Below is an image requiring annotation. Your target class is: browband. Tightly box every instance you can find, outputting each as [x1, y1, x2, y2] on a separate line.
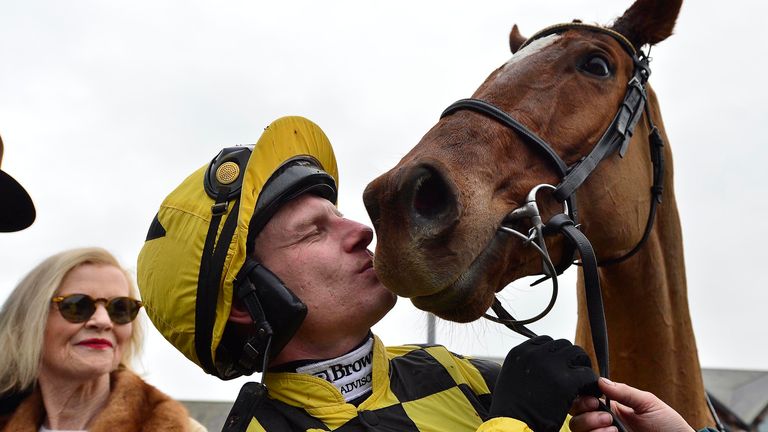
[519, 22, 637, 56]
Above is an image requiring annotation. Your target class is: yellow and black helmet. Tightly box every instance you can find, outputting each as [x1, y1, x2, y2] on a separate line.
[137, 116, 338, 379]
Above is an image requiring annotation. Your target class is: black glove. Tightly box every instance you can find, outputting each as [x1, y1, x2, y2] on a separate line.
[489, 335, 599, 432]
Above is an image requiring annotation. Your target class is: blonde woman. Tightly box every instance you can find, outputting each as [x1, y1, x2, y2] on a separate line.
[0, 247, 205, 432]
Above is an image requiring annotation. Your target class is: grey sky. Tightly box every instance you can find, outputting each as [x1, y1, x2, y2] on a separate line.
[1, 0, 765, 401]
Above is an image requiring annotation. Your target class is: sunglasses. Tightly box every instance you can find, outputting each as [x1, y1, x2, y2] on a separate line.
[51, 294, 142, 325]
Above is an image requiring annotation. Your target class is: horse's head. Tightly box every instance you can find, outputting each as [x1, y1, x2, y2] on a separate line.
[363, 0, 683, 322]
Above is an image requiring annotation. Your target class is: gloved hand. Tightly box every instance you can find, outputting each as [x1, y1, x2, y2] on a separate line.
[489, 335, 600, 432]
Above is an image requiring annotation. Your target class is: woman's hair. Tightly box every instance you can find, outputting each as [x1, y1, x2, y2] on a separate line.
[0, 247, 144, 395]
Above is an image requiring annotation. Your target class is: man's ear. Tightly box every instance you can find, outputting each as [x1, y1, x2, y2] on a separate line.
[228, 299, 254, 324]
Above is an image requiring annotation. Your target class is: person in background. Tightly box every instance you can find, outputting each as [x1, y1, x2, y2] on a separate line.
[0, 133, 36, 232]
[569, 378, 719, 432]
[0, 247, 206, 432]
[137, 116, 597, 431]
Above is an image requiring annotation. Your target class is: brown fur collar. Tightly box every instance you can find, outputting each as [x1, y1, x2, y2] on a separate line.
[1, 369, 191, 432]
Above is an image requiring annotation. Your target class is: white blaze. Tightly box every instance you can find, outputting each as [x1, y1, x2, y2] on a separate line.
[502, 34, 561, 70]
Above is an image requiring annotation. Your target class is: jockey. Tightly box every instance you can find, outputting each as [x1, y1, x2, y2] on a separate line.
[137, 116, 594, 431]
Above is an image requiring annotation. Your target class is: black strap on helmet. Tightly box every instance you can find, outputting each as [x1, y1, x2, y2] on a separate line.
[195, 188, 241, 378]
[195, 145, 253, 378]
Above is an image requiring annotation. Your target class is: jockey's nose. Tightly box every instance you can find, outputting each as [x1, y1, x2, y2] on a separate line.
[364, 163, 460, 240]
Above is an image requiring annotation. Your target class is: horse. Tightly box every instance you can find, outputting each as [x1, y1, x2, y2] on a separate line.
[363, 0, 714, 428]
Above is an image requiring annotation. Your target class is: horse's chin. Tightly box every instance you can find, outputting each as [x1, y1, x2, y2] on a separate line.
[409, 228, 516, 323]
[410, 283, 493, 323]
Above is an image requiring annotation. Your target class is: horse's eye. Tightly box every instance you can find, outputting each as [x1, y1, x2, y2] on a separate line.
[580, 55, 611, 77]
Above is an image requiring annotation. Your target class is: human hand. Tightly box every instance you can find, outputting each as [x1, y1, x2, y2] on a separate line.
[569, 378, 695, 432]
[489, 335, 599, 432]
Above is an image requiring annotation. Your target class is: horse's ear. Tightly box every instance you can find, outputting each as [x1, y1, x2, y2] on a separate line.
[610, 0, 683, 48]
[509, 25, 527, 54]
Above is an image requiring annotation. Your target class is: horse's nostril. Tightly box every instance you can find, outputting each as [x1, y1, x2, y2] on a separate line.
[365, 164, 459, 240]
[407, 165, 458, 231]
[413, 171, 450, 220]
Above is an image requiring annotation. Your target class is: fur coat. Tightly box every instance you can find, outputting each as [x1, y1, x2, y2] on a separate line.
[0, 368, 205, 432]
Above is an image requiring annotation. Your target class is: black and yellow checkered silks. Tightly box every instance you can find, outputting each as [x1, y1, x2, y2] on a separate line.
[241, 337, 563, 432]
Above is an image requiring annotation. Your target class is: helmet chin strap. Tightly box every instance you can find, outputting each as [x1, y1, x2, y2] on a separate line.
[235, 271, 275, 381]
[219, 273, 276, 432]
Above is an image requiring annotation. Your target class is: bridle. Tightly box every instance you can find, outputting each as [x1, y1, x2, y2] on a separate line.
[439, 23, 725, 432]
[443, 23, 665, 275]
[440, 22, 664, 337]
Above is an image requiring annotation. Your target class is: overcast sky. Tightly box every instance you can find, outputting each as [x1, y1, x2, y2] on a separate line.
[1, 0, 766, 401]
